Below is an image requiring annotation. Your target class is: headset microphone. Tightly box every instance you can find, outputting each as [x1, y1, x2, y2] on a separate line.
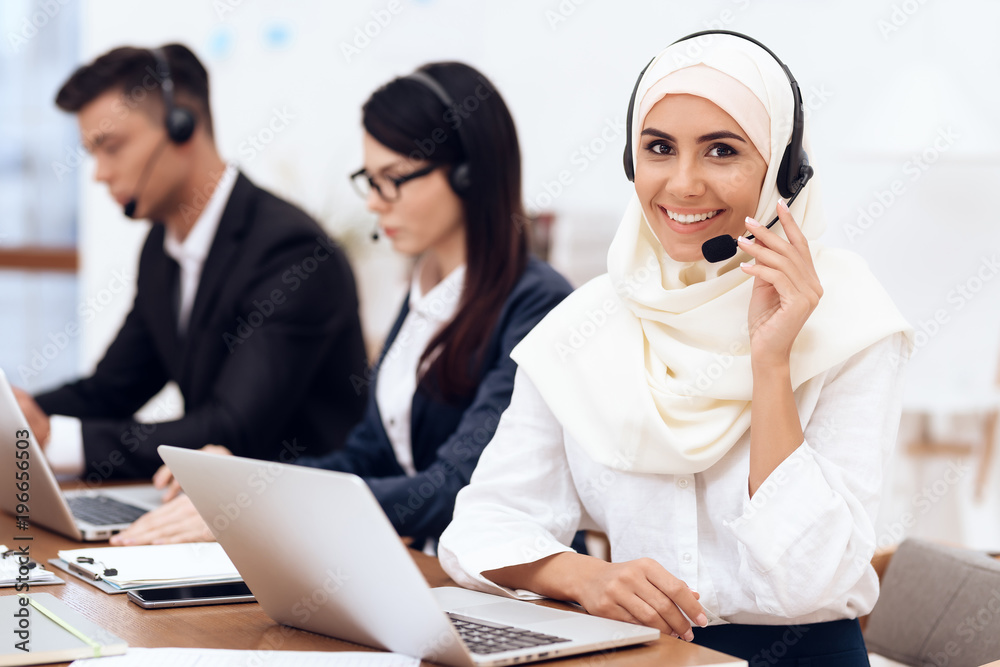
[700, 164, 811, 263]
[124, 47, 197, 220]
[123, 136, 170, 219]
[371, 222, 380, 242]
[701, 234, 740, 264]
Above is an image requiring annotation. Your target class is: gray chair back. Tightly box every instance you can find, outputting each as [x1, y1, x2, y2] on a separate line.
[865, 539, 1000, 666]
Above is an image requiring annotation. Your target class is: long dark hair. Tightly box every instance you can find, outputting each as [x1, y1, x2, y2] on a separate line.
[362, 62, 528, 402]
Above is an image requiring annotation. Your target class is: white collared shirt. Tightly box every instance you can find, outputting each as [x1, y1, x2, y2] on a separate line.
[439, 333, 910, 625]
[375, 260, 466, 477]
[46, 165, 239, 476]
[162, 164, 238, 335]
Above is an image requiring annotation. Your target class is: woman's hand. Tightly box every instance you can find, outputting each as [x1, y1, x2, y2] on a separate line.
[485, 553, 706, 641]
[737, 200, 823, 368]
[574, 557, 707, 641]
[109, 494, 214, 545]
[154, 444, 233, 501]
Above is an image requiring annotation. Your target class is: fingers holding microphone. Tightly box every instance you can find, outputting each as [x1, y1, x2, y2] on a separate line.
[736, 200, 823, 363]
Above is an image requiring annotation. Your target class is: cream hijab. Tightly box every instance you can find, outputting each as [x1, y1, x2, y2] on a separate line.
[511, 34, 912, 475]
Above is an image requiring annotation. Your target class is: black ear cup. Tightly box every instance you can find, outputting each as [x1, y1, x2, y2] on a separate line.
[449, 162, 472, 194]
[152, 47, 196, 145]
[165, 106, 196, 144]
[405, 70, 472, 197]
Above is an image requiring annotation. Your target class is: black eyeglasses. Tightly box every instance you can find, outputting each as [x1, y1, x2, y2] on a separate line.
[350, 164, 439, 203]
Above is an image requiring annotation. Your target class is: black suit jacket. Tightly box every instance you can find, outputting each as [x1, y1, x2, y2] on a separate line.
[36, 173, 368, 480]
[297, 257, 573, 542]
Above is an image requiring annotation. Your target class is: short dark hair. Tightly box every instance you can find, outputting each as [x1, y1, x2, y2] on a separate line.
[55, 43, 213, 138]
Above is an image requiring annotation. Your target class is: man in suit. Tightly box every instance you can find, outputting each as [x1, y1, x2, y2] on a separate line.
[14, 44, 368, 481]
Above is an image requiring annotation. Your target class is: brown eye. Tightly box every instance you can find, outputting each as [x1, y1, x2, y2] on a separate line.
[646, 141, 673, 156]
[708, 143, 737, 158]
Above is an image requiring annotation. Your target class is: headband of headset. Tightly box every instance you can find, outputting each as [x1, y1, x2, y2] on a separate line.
[152, 47, 196, 145]
[622, 30, 812, 199]
[404, 69, 472, 195]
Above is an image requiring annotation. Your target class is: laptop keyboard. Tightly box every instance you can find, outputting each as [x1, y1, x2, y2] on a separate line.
[67, 495, 148, 526]
[447, 613, 571, 656]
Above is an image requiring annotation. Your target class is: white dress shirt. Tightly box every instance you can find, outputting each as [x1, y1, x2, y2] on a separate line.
[162, 164, 238, 335]
[439, 332, 909, 626]
[375, 261, 466, 477]
[46, 165, 239, 476]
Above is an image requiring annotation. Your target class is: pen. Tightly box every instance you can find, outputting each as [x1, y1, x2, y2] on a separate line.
[69, 557, 118, 580]
[68, 561, 103, 581]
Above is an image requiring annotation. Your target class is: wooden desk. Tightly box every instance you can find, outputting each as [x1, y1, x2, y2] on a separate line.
[2, 522, 740, 666]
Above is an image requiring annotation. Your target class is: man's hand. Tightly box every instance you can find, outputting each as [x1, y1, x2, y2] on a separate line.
[13, 387, 50, 448]
[154, 444, 233, 501]
[110, 495, 214, 545]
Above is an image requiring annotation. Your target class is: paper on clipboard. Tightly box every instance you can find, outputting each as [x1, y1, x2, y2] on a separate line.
[0, 544, 63, 587]
[55, 543, 241, 590]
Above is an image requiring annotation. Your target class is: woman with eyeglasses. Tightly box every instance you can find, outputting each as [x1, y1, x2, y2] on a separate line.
[111, 62, 573, 550]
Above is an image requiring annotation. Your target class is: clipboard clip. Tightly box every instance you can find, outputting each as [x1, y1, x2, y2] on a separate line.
[2, 548, 37, 569]
[70, 557, 118, 580]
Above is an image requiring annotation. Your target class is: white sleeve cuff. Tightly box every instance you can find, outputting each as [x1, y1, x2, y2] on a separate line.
[439, 535, 576, 601]
[46, 415, 86, 477]
[724, 441, 841, 572]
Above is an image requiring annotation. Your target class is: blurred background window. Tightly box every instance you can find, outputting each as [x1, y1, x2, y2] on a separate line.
[0, 0, 80, 392]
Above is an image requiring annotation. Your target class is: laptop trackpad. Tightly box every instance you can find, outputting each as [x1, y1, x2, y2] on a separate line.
[99, 485, 162, 509]
[452, 600, 576, 626]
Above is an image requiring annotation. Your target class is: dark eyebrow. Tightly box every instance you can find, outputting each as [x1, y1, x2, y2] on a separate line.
[697, 130, 747, 144]
[86, 134, 105, 150]
[84, 132, 112, 152]
[640, 128, 747, 144]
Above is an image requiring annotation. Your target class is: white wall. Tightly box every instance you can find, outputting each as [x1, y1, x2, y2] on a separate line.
[72, 0, 1000, 386]
[71, 1, 998, 391]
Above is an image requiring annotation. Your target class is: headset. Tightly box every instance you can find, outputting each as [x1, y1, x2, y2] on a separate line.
[122, 48, 198, 218]
[151, 47, 197, 145]
[622, 30, 813, 199]
[404, 70, 473, 196]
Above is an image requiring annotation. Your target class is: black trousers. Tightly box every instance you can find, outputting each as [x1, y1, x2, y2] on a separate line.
[692, 618, 869, 667]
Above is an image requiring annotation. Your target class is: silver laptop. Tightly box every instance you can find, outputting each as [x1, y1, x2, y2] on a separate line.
[0, 369, 162, 541]
[160, 445, 660, 666]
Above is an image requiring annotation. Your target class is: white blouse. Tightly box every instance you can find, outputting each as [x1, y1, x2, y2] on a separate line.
[438, 332, 909, 626]
[375, 261, 465, 477]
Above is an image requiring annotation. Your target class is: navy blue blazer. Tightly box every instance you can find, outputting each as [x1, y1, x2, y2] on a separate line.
[297, 257, 572, 541]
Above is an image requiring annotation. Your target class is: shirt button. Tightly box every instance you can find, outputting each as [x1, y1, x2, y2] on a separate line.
[682, 552, 693, 564]
[677, 477, 689, 489]
[389, 418, 396, 426]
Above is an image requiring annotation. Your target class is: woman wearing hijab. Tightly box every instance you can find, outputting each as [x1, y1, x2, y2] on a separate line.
[112, 62, 574, 550]
[438, 33, 912, 662]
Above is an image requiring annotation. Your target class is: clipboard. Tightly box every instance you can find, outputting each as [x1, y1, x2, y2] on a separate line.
[0, 545, 64, 588]
[50, 543, 242, 594]
[47, 558, 124, 594]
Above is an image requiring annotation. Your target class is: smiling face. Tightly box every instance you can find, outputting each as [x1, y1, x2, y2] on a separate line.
[634, 94, 768, 263]
[361, 131, 466, 260]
